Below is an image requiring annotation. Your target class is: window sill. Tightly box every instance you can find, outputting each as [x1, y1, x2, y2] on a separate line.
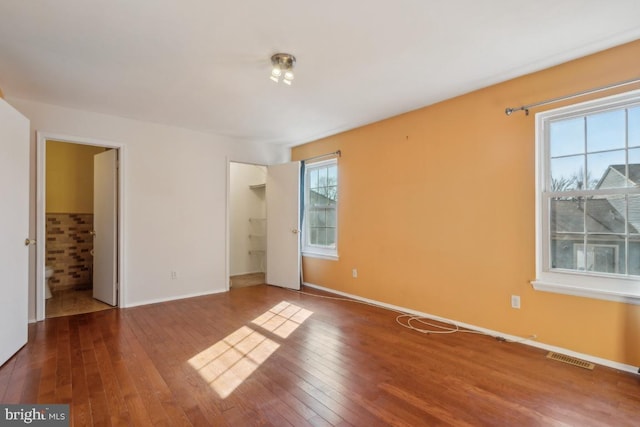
[302, 251, 339, 261]
[531, 278, 640, 305]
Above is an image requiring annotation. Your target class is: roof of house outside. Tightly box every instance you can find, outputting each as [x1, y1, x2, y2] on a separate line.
[551, 164, 640, 236]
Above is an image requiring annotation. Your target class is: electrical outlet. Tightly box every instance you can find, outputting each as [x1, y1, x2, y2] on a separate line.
[352, 268, 358, 278]
[511, 295, 521, 309]
[171, 271, 178, 280]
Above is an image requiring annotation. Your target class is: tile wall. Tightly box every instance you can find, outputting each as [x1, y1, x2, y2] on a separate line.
[46, 213, 94, 291]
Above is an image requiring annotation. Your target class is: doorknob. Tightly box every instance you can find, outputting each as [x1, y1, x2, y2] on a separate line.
[90, 230, 96, 237]
[24, 238, 36, 246]
[291, 229, 300, 234]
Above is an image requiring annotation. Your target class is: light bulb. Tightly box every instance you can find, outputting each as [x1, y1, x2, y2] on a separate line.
[271, 67, 282, 77]
[270, 75, 279, 83]
[284, 70, 294, 81]
[283, 78, 292, 85]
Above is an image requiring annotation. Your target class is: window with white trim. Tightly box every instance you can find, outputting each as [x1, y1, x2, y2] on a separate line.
[302, 159, 338, 260]
[534, 90, 640, 304]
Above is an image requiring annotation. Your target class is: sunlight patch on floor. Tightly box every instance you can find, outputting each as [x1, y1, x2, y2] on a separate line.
[188, 301, 312, 398]
[251, 301, 313, 338]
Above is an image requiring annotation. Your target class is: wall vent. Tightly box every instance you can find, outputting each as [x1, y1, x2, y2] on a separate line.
[546, 352, 595, 370]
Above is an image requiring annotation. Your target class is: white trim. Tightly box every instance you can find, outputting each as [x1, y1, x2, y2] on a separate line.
[302, 158, 338, 258]
[303, 282, 639, 374]
[230, 270, 267, 276]
[225, 157, 231, 292]
[532, 279, 640, 305]
[123, 288, 226, 308]
[534, 89, 640, 304]
[225, 158, 269, 292]
[36, 132, 126, 320]
[301, 251, 339, 261]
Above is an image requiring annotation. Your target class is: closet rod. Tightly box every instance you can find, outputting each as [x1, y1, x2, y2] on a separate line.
[504, 76, 640, 116]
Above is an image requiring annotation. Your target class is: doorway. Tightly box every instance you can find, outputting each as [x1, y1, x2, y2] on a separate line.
[227, 160, 302, 291]
[228, 162, 267, 288]
[36, 133, 124, 321]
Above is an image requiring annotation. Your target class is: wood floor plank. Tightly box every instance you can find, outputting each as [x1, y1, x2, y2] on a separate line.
[1, 284, 639, 426]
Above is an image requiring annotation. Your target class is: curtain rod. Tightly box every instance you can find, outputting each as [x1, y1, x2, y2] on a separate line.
[504, 76, 640, 116]
[301, 150, 341, 162]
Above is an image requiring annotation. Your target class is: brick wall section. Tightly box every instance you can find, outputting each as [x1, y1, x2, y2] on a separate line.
[46, 213, 93, 291]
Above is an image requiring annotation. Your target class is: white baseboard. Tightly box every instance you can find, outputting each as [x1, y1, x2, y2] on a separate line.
[303, 282, 639, 375]
[230, 271, 265, 277]
[123, 288, 227, 308]
[29, 288, 228, 322]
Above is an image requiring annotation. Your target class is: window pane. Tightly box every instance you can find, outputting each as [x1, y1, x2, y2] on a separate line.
[318, 167, 328, 187]
[550, 155, 584, 191]
[309, 190, 320, 205]
[628, 106, 640, 148]
[326, 207, 336, 227]
[630, 148, 640, 162]
[629, 194, 640, 233]
[311, 209, 326, 227]
[550, 197, 584, 233]
[587, 109, 625, 152]
[316, 228, 326, 246]
[328, 165, 337, 185]
[310, 228, 318, 244]
[629, 234, 640, 276]
[326, 185, 337, 202]
[586, 150, 625, 189]
[326, 228, 336, 246]
[309, 169, 318, 189]
[583, 237, 623, 274]
[585, 196, 625, 233]
[550, 234, 584, 270]
[629, 149, 640, 185]
[550, 117, 584, 157]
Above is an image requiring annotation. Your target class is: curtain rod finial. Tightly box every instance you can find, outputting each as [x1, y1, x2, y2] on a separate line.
[505, 108, 514, 116]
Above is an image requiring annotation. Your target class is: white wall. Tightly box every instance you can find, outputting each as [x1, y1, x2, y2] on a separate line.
[9, 97, 288, 321]
[229, 163, 267, 276]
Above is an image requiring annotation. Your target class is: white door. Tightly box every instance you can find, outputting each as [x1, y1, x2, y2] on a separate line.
[0, 99, 30, 366]
[93, 149, 118, 305]
[266, 162, 301, 290]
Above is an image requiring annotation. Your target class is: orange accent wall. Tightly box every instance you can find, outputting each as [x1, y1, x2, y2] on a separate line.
[292, 39, 640, 367]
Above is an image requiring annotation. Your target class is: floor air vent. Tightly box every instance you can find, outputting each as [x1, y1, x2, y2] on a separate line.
[546, 352, 595, 370]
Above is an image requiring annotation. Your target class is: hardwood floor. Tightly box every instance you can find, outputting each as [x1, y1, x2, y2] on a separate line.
[230, 273, 265, 289]
[1, 284, 638, 426]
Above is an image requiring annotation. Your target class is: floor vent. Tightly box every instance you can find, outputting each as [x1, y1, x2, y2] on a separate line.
[546, 352, 595, 370]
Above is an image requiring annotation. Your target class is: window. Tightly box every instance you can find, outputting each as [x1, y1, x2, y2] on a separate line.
[302, 159, 338, 259]
[534, 89, 640, 304]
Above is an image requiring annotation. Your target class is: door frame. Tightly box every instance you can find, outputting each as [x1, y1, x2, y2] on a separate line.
[225, 158, 268, 291]
[35, 132, 126, 321]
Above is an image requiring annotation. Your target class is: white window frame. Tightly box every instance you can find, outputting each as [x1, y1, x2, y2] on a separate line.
[533, 89, 640, 305]
[302, 158, 338, 260]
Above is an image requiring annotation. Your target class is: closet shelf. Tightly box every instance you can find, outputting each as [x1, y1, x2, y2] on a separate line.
[249, 234, 265, 238]
[249, 217, 266, 222]
[248, 250, 265, 254]
[249, 183, 266, 190]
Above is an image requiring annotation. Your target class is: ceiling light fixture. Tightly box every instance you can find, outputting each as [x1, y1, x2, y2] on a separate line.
[270, 53, 296, 86]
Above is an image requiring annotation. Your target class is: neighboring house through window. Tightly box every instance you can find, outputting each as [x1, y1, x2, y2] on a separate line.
[534, 89, 640, 303]
[302, 158, 338, 259]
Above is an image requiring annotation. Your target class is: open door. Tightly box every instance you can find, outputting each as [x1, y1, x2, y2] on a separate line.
[0, 99, 30, 366]
[266, 162, 301, 290]
[93, 149, 118, 306]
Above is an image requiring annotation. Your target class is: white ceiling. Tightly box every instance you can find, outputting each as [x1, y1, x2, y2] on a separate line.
[1, 1, 639, 146]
